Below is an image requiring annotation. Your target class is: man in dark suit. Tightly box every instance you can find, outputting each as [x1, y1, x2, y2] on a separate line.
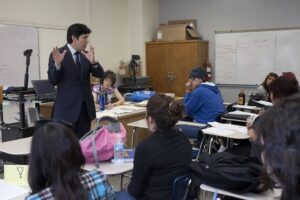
[48, 23, 104, 138]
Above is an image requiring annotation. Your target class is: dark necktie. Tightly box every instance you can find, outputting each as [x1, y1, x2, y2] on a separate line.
[75, 51, 81, 70]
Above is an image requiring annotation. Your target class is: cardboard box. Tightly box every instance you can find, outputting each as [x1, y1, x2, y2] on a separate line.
[156, 23, 201, 41]
[168, 19, 197, 30]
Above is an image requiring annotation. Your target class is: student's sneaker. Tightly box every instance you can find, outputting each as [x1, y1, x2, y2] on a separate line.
[217, 144, 226, 153]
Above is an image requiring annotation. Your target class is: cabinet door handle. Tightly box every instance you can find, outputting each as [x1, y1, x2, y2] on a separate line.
[169, 72, 175, 81]
[166, 72, 171, 80]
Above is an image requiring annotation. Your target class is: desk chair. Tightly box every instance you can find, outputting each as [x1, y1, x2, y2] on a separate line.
[172, 174, 192, 200]
[177, 125, 205, 160]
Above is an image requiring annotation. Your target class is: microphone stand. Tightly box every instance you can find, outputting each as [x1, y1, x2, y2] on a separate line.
[23, 49, 32, 90]
[19, 49, 32, 128]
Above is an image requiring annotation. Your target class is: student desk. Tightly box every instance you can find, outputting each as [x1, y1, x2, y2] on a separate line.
[201, 122, 249, 154]
[94, 104, 148, 148]
[33, 101, 54, 119]
[0, 179, 29, 200]
[221, 110, 258, 124]
[0, 136, 133, 193]
[127, 119, 207, 148]
[0, 162, 134, 200]
[0, 136, 31, 155]
[39, 103, 148, 148]
[200, 184, 281, 200]
[84, 162, 133, 190]
[233, 104, 261, 113]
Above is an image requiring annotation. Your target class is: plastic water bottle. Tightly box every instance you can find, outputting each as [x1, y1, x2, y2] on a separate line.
[114, 134, 124, 163]
[99, 94, 105, 111]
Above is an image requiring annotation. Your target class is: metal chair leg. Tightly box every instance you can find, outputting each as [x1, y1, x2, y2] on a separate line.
[208, 137, 214, 154]
[196, 135, 206, 160]
[130, 127, 137, 148]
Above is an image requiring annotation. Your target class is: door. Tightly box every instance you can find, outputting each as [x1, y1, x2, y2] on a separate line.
[168, 42, 200, 96]
[146, 43, 170, 93]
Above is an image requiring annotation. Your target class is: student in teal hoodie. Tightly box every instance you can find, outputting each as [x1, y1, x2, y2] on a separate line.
[184, 67, 225, 124]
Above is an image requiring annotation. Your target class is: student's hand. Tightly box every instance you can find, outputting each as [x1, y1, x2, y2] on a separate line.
[246, 116, 257, 142]
[257, 108, 265, 116]
[185, 81, 192, 92]
[83, 45, 97, 64]
[105, 103, 114, 110]
[95, 104, 99, 111]
[247, 128, 257, 142]
[52, 47, 66, 66]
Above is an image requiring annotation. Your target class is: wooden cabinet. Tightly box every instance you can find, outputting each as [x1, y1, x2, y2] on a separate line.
[146, 40, 208, 96]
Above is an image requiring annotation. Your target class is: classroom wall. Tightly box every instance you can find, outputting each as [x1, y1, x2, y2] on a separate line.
[0, 0, 159, 123]
[128, 0, 159, 75]
[159, 0, 300, 102]
[0, 0, 159, 80]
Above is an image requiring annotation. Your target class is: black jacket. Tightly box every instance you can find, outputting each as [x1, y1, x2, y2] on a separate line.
[128, 128, 192, 200]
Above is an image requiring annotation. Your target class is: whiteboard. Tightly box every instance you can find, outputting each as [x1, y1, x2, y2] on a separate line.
[0, 24, 39, 88]
[215, 29, 300, 85]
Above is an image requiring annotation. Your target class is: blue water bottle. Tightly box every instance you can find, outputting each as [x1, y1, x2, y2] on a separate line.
[99, 94, 105, 111]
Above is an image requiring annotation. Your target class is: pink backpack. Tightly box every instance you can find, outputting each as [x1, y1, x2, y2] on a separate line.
[80, 117, 127, 168]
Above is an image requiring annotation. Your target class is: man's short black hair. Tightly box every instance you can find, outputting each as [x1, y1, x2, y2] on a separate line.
[67, 23, 91, 44]
[189, 67, 207, 81]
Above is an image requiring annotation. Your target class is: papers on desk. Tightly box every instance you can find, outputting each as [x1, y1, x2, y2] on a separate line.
[253, 100, 273, 107]
[203, 127, 236, 136]
[134, 100, 148, 107]
[233, 104, 260, 110]
[96, 105, 146, 119]
[0, 179, 28, 200]
[203, 122, 248, 138]
[117, 105, 145, 111]
[176, 121, 207, 128]
[228, 110, 258, 118]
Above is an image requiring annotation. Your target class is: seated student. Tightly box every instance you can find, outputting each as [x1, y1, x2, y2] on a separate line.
[268, 75, 299, 104]
[229, 75, 299, 156]
[282, 71, 299, 87]
[26, 121, 115, 200]
[118, 94, 192, 200]
[256, 72, 278, 101]
[255, 94, 300, 200]
[92, 70, 125, 110]
[184, 67, 224, 124]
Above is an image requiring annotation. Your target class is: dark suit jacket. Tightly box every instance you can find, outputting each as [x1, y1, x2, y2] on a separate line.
[48, 44, 104, 123]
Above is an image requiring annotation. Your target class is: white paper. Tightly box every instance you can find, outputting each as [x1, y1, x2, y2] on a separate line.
[208, 122, 247, 134]
[253, 100, 273, 106]
[228, 110, 258, 118]
[0, 180, 28, 200]
[134, 100, 148, 107]
[116, 105, 145, 111]
[233, 104, 259, 110]
[203, 127, 236, 136]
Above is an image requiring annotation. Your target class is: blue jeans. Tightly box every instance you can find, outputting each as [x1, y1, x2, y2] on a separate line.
[115, 191, 136, 200]
[176, 124, 204, 140]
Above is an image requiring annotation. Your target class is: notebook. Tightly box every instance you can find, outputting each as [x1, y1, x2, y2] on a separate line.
[31, 80, 56, 101]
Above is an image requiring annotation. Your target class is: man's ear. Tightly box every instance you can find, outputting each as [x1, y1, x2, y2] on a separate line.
[71, 35, 77, 43]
